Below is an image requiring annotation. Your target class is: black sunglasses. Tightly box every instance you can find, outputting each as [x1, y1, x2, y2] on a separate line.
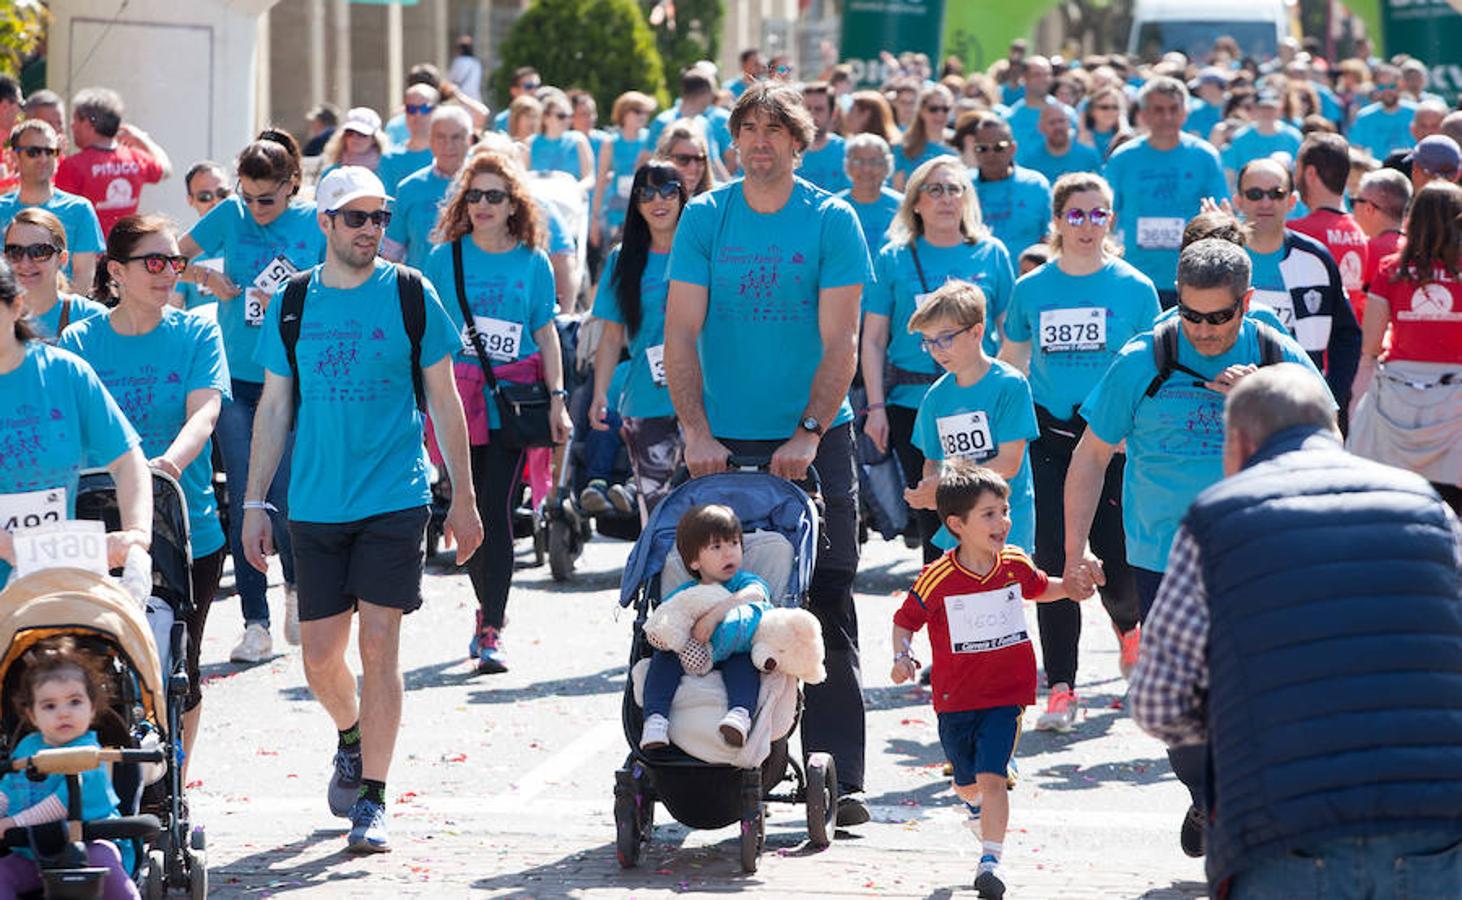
[121, 253, 188, 275]
[1242, 187, 1288, 202]
[973, 141, 1013, 153]
[464, 188, 509, 205]
[16, 146, 58, 159]
[327, 209, 392, 228]
[3, 242, 60, 263]
[925, 105, 951, 115]
[237, 182, 286, 207]
[670, 152, 707, 166]
[1176, 298, 1242, 326]
[636, 182, 682, 202]
[193, 188, 231, 203]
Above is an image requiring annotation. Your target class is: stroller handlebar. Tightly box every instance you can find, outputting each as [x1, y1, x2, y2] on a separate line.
[4, 746, 167, 775]
[2, 815, 162, 849]
[670, 454, 822, 494]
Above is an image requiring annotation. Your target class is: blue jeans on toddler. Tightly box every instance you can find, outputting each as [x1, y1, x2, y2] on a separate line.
[585, 409, 624, 481]
[643, 649, 759, 719]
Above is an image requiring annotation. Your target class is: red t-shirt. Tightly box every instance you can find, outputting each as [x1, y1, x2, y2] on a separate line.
[55, 144, 165, 235]
[1364, 230, 1405, 291]
[1290, 207, 1369, 319]
[1370, 256, 1462, 364]
[893, 548, 1048, 713]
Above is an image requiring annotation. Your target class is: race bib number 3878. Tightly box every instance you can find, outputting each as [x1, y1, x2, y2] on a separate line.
[1039, 307, 1106, 352]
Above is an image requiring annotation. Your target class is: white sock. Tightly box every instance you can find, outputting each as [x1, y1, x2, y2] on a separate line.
[982, 840, 1003, 863]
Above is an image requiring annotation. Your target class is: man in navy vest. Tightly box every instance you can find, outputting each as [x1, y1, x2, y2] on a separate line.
[1131, 363, 1462, 896]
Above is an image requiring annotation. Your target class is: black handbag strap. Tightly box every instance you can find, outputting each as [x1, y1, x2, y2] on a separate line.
[452, 237, 499, 393]
[908, 239, 930, 294]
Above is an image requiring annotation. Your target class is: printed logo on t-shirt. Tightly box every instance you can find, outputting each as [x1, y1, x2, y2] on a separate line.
[1401, 283, 1462, 321]
[1339, 251, 1363, 291]
[97, 178, 136, 212]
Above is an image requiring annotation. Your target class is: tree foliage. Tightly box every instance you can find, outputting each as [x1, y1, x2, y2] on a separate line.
[493, 0, 668, 117]
[641, 0, 723, 83]
[0, 1, 46, 78]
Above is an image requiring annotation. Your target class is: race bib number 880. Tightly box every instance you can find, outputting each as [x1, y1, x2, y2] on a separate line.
[936, 411, 994, 460]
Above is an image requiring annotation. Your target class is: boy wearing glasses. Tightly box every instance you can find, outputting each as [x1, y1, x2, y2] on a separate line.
[1062, 239, 1324, 857]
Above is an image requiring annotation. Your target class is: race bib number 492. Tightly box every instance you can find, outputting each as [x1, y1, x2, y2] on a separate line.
[936, 411, 994, 460]
[0, 488, 65, 533]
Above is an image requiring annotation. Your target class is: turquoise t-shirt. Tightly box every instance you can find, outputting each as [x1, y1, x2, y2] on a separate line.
[797, 134, 851, 194]
[254, 261, 461, 523]
[1247, 245, 1288, 322]
[3, 731, 124, 867]
[384, 166, 452, 270]
[591, 246, 674, 419]
[379, 146, 433, 193]
[184, 197, 326, 383]
[600, 129, 651, 229]
[1347, 101, 1417, 159]
[664, 569, 773, 663]
[911, 360, 1039, 553]
[836, 187, 902, 250]
[892, 141, 956, 184]
[1088, 130, 1120, 160]
[1105, 134, 1229, 292]
[1005, 98, 1077, 161]
[1221, 123, 1303, 172]
[1184, 101, 1224, 142]
[423, 240, 557, 430]
[1078, 319, 1325, 571]
[0, 188, 105, 281]
[864, 236, 1016, 408]
[665, 178, 872, 440]
[1003, 257, 1161, 419]
[384, 112, 410, 147]
[1022, 140, 1104, 184]
[0, 344, 139, 584]
[33, 294, 107, 344]
[973, 166, 1052, 264]
[530, 133, 587, 177]
[58, 309, 230, 558]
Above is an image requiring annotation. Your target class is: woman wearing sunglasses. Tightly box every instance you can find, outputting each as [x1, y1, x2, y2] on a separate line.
[650, 120, 715, 197]
[59, 214, 228, 777]
[425, 150, 572, 675]
[891, 84, 956, 192]
[1077, 86, 1130, 161]
[589, 163, 686, 519]
[0, 256, 149, 588]
[862, 157, 1015, 561]
[997, 173, 1160, 733]
[589, 92, 656, 253]
[3, 208, 106, 343]
[178, 130, 323, 663]
[528, 91, 594, 190]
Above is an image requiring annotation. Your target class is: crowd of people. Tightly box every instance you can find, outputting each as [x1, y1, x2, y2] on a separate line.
[0, 27, 1459, 898]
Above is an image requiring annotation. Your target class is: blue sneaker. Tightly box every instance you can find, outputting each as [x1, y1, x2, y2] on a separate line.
[346, 797, 390, 853]
[474, 625, 508, 675]
[328, 748, 362, 818]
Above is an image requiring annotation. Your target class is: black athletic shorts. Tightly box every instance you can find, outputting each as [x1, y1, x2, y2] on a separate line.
[288, 506, 430, 621]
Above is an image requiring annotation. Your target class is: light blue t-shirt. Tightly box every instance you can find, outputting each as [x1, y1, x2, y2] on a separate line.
[666, 178, 872, 440]
[539, 200, 575, 255]
[892, 141, 956, 184]
[664, 569, 774, 663]
[529, 133, 587, 177]
[58, 309, 231, 558]
[424, 240, 557, 430]
[1078, 319, 1325, 571]
[1347, 101, 1417, 159]
[185, 197, 326, 383]
[491, 108, 510, 133]
[254, 261, 461, 523]
[379, 145, 433, 193]
[1105, 134, 1229, 292]
[973, 166, 1052, 262]
[1022, 139, 1104, 184]
[797, 134, 851, 194]
[836, 187, 902, 249]
[911, 360, 1039, 553]
[384, 112, 410, 148]
[384, 165, 452, 270]
[33, 294, 107, 344]
[1005, 97, 1077, 159]
[1221, 123, 1303, 173]
[599, 128, 651, 229]
[0, 344, 139, 584]
[1003, 257, 1161, 419]
[864, 236, 1016, 407]
[3, 731, 124, 866]
[592, 247, 673, 418]
[1184, 100, 1224, 142]
[1088, 129, 1121, 161]
[0, 189, 106, 281]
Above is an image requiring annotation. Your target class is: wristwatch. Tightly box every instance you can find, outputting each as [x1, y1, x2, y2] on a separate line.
[550, 389, 569, 399]
[799, 415, 824, 437]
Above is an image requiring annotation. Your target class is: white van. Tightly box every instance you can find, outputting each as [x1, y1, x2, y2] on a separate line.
[1128, 0, 1298, 62]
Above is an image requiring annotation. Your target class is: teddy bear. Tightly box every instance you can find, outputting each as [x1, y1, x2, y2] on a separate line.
[644, 583, 825, 684]
[751, 607, 826, 684]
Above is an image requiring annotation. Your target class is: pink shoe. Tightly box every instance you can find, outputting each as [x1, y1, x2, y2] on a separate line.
[1035, 687, 1078, 732]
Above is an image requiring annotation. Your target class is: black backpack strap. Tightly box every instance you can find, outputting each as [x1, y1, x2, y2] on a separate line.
[395, 265, 427, 414]
[1252, 320, 1286, 367]
[1144, 315, 1183, 397]
[280, 271, 313, 427]
[57, 298, 71, 334]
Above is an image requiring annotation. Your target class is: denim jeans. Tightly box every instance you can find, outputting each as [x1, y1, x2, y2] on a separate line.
[584, 409, 623, 481]
[1227, 829, 1462, 899]
[216, 378, 295, 627]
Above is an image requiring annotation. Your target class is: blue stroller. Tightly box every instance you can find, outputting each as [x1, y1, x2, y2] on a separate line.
[613, 464, 837, 872]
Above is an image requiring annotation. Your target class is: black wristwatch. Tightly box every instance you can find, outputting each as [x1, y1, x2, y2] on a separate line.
[799, 415, 824, 437]
[550, 389, 569, 399]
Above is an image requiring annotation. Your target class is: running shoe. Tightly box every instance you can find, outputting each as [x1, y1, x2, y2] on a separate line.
[578, 479, 611, 514]
[1181, 803, 1206, 857]
[346, 797, 390, 853]
[283, 584, 301, 646]
[835, 795, 870, 827]
[718, 707, 751, 747]
[1118, 624, 1141, 680]
[474, 625, 508, 675]
[974, 856, 1006, 898]
[1035, 687, 1078, 732]
[229, 623, 272, 664]
[327, 748, 362, 818]
[640, 713, 670, 750]
[607, 482, 635, 515]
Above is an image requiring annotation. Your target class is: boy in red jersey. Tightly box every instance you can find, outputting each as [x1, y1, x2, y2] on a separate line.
[892, 461, 1072, 899]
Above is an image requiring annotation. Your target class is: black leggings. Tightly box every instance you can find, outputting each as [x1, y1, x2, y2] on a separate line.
[886, 404, 942, 565]
[464, 439, 525, 629]
[183, 547, 225, 713]
[1030, 411, 1140, 689]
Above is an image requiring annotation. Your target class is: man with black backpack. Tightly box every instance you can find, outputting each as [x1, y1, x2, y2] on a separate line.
[1061, 238, 1328, 860]
[239, 166, 483, 854]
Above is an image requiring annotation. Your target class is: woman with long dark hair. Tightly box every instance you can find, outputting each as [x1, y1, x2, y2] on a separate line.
[588, 162, 687, 519]
[424, 149, 572, 675]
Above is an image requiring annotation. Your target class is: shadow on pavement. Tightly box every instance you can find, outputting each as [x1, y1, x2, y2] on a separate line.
[1033, 756, 1176, 791]
[210, 828, 373, 896]
[465, 665, 627, 705]
[1138, 881, 1209, 898]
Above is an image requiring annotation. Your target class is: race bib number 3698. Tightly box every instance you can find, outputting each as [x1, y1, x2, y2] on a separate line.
[466, 317, 523, 362]
[936, 411, 994, 460]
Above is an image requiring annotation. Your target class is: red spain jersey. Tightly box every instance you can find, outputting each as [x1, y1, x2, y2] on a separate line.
[1290, 207, 1369, 320]
[894, 548, 1048, 713]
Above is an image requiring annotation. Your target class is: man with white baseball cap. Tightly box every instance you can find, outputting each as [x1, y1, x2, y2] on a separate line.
[241, 165, 483, 853]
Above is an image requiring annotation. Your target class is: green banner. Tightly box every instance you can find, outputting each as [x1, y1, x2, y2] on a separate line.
[943, 1, 1051, 73]
[1382, 0, 1462, 102]
[840, 0, 947, 87]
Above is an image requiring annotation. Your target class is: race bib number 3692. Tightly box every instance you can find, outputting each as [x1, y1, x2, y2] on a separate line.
[936, 411, 994, 460]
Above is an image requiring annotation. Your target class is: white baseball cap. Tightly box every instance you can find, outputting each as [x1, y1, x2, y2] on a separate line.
[316, 166, 392, 212]
[341, 106, 383, 136]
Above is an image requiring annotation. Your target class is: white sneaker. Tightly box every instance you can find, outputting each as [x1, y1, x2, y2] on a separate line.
[640, 713, 670, 750]
[718, 706, 751, 747]
[230, 623, 273, 663]
[283, 584, 301, 646]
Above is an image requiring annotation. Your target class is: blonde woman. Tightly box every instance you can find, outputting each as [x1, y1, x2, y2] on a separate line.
[650, 120, 715, 196]
[891, 84, 956, 191]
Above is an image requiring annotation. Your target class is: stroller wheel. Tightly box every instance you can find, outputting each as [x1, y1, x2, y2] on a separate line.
[144, 849, 167, 900]
[613, 768, 646, 868]
[187, 846, 208, 900]
[739, 769, 764, 874]
[805, 752, 838, 848]
[548, 517, 577, 582]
